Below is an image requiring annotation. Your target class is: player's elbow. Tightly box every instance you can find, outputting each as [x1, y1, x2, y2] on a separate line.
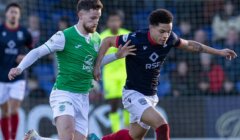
[102, 36, 116, 48]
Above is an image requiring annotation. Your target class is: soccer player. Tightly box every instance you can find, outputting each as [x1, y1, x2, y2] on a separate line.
[0, 3, 32, 140]
[8, 0, 135, 140]
[94, 9, 237, 140]
[100, 10, 130, 133]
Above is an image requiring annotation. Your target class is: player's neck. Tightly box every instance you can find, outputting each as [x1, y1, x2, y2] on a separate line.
[76, 23, 90, 36]
[5, 22, 19, 30]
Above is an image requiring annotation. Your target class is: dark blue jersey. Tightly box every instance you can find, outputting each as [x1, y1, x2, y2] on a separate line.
[116, 29, 181, 96]
[0, 24, 32, 82]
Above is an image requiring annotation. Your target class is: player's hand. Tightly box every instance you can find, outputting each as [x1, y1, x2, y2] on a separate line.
[219, 49, 237, 60]
[93, 67, 101, 81]
[8, 68, 22, 80]
[16, 54, 25, 64]
[116, 40, 136, 59]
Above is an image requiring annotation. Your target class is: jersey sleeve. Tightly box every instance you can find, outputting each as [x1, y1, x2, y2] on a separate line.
[44, 31, 65, 52]
[24, 30, 33, 49]
[115, 32, 136, 48]
[170, 31, 181, 47]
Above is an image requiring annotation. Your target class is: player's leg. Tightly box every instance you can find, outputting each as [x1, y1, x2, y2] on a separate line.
[8, 80, 26, 139]
[0, 102, 10, 140]
[0, 82, 11, 140]
[73, 93, 90, 140]
[50, 90, 76, 140]
[55, 115, 75, 140]
[141, 107, 169, 140]
[8, 98, 21, 139]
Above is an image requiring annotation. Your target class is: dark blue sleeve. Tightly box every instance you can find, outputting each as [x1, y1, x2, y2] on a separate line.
[24, 29, 33, 49]
[170, 31, 181, 47]
[116, 32, 136, 48]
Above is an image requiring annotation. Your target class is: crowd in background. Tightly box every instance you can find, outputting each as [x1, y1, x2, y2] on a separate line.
[0, 0, 239, 98]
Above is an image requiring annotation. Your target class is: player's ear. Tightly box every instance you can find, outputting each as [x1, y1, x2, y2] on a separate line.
[77, 11, 83, 20]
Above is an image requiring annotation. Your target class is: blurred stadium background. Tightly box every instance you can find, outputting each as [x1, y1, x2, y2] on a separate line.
[1, 0, 240, 139]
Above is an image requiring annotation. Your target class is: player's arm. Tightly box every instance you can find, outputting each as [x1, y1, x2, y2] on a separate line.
[94, 36, 135, 81]
[8, 31, 65, 80]
[178, 39, 237, 60]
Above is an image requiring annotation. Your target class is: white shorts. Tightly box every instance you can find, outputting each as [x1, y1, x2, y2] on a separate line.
[122, 89, 159, 129]
[0, 80, 26, 104]
[49, 89, 89, 137]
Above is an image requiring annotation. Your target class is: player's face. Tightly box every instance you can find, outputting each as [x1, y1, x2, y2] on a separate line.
[149, 23, 172, 45]
[5, 7, 21, 25]
[107, 16, 122, 33]
[79, 9, 101, 33]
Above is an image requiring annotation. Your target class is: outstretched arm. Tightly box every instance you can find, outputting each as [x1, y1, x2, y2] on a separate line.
[178, 39, 237, 60]
[94, 36, 135, 81]
[8, 31, 65, 80]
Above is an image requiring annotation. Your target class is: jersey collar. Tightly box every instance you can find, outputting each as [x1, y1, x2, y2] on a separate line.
[147, 31, 158, 46]
[74, 25, 92, 43]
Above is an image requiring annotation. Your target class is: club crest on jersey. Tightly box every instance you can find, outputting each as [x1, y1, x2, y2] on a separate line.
[83, 55, 94, 73]
[17, 31, 23, 40]
[122, 34, 129, 42]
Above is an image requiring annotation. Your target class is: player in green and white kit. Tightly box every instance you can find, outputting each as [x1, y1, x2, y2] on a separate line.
[8, 0, 136, 140]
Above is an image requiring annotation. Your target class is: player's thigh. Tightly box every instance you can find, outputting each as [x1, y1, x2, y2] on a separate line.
[140, 106, 167, 129]
[0, 82, 10, 106]
[55, 115, 75, 140]
[8, 98, 21, 114]
[129, 122, 148, 140]
[74, 131, 86, 140]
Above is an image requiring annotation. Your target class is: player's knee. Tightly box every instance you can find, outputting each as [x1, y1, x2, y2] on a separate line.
[151, 117, 168, 130]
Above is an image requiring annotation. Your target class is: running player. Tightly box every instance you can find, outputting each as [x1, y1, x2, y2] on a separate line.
[100, 10, 130, 133]
[8, 0, 135, 140]
[94, 9, 237, 140]
[0, 3, 32, 140]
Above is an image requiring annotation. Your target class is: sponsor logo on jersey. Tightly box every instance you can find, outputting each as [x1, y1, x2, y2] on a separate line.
[83, 55, 94, 73]
[17, 31, 23, 40]
[5, 40, 18, 55]
[149, 52, 159, 62]
[145, 52, 162, 69]
[75, 44, 82, 48]
[122, 34, 129, 42]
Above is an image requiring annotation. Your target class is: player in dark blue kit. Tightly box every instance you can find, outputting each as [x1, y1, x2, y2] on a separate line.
[0, 3, 32, 140]
[94, 9, 237, 140]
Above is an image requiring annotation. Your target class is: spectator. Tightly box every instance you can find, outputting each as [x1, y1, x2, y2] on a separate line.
[197, 53, 225, 95]
[212, 0, 240, 42]
[177, 20, 193, 40]
[28, 15, 40, 47]
[170, 61, 195, 97]
[58, 16, 70, 30]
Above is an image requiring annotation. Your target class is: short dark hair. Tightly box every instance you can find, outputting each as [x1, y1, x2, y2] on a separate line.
[5, 3, 21, 12]
[108, 10, 124, 20]
[149, 9, 173, 25]
[77, 0, 103, 12]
